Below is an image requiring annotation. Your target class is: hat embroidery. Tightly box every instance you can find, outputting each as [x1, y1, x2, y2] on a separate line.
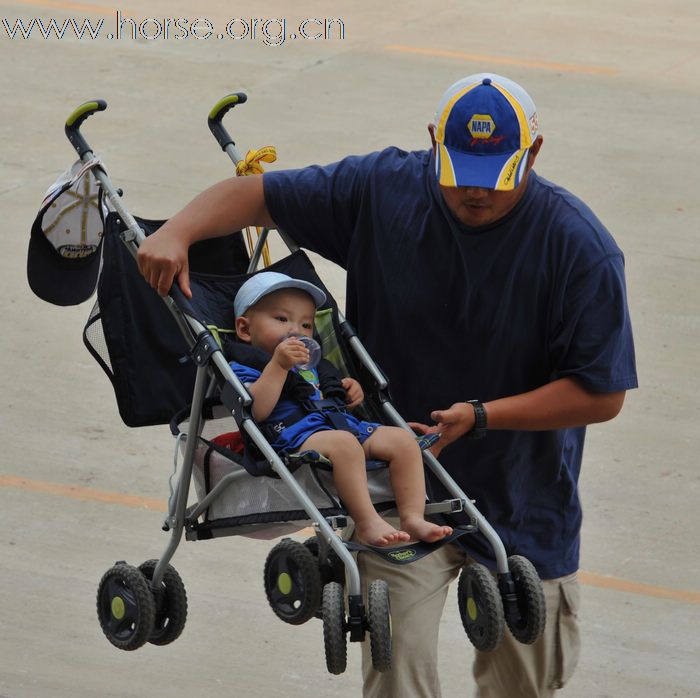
[467, 114, 495, 139]
[55, 242, 99, 259]
[500, 150, 525, 188]
[43, 174, 101, 251]
[529, 112, 539, 138]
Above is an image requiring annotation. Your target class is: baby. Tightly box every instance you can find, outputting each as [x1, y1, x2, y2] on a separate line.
[229, 271, 451, 547]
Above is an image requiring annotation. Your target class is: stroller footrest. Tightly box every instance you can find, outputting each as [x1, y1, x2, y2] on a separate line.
[346, 525, 476, 564]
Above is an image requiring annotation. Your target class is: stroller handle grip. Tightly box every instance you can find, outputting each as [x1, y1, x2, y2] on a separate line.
[208, 93, 247, 151]
[65, 99, 107, 158]
[168, 282, 196, 316]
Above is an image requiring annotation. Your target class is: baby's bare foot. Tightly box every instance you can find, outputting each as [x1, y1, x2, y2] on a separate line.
[355, 516, 411, 547]
[401, 517, 452, 543]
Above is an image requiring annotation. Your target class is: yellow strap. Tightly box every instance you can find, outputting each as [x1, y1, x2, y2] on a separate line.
[235, 146, 277, 176]
[206, 325, 237, 347]
[235, 146, 276, 267]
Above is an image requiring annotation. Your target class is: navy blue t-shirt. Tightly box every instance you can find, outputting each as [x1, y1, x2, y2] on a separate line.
[264, 147, 637, 578]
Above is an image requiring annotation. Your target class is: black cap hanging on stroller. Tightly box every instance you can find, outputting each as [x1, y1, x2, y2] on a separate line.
[27, 155, 107, 306]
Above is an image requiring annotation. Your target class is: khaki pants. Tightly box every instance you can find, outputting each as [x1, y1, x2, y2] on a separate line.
[357, 540, 581, 698]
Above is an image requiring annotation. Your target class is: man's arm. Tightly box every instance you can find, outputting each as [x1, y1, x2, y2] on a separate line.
[137, 175, 274, 297]
[424, 377, 626, 454]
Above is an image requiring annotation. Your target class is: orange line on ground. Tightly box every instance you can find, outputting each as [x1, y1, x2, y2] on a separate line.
[0, 474, 166, 511]
[3, 474, 698, 604]
[578, 570, 700, 605]
[384, 45, 617, 76]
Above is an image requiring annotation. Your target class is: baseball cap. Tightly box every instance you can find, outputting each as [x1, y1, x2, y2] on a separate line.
[434, 73, 539, 191]
[27, 158, 107, 306]
[234, 271, 326, 317]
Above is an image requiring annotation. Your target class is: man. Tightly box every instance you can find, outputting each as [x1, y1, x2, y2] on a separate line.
[138, 73, 637, 697]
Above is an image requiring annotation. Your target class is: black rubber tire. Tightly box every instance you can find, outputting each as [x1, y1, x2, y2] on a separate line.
[96, 562, 156, 651]
[505, 555, 547, 645]
[303, 536, 345, 620]
[138, 559, 188, 646]
[457, 563, 505, 652]
[322, 582, 347, 675]
[264, 539, 322, 625]
[303, 536, 346, 586]
[367, 579, 392, 672]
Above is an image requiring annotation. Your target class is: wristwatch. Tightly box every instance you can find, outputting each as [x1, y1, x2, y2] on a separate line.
[466, 400, 487, 439]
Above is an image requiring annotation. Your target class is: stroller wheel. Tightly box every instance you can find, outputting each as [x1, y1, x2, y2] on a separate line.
[457, 563, 505, 652]
[367, 579, 392, 672]
[264, 539, 322, 625]
[96, 562, 156, 651]
[303, 536, 346, 586]
[303, 536, 345, 620]
[322, 582, 347, 674]
[138, 559, 188, 646]
[504, 555, 546, 644]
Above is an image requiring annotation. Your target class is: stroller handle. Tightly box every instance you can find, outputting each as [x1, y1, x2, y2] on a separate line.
[208, 92, 247, 151]
[168, 280, 198, 318]
[65, 99, 107, 158]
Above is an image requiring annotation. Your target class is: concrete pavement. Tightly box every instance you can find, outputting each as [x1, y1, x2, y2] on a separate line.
[1, 1, 699, 696]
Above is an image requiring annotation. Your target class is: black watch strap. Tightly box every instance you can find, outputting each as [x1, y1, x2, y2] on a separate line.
[466, 400, 487, 439]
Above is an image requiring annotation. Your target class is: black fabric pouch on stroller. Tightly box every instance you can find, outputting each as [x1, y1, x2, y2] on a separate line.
[84, 212, 250, 427]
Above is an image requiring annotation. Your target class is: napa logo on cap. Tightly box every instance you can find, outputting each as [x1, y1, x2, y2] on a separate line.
[467, 113, 495, 139]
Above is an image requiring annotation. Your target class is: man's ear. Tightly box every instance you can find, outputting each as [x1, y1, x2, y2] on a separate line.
[526, 135, 544, 172]
[428, 123, 437, 151]
[235, 316, 251, 342]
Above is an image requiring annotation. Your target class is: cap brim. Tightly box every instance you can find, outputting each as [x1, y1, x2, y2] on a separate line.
[27, 214, 103, 306]
[436, 143, 529, 191]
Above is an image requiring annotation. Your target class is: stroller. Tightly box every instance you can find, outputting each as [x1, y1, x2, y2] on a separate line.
[48, 96, 546, 674]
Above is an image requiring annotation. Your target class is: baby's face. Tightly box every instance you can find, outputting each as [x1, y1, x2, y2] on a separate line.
[237, 288, 316, 354]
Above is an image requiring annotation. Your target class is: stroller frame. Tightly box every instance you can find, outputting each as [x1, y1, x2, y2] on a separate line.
[65, 97, 545, 664]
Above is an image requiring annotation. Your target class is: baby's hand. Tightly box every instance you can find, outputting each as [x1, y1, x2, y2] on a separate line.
[272, 337, 310, 371]
[341, 377, 364, 409]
